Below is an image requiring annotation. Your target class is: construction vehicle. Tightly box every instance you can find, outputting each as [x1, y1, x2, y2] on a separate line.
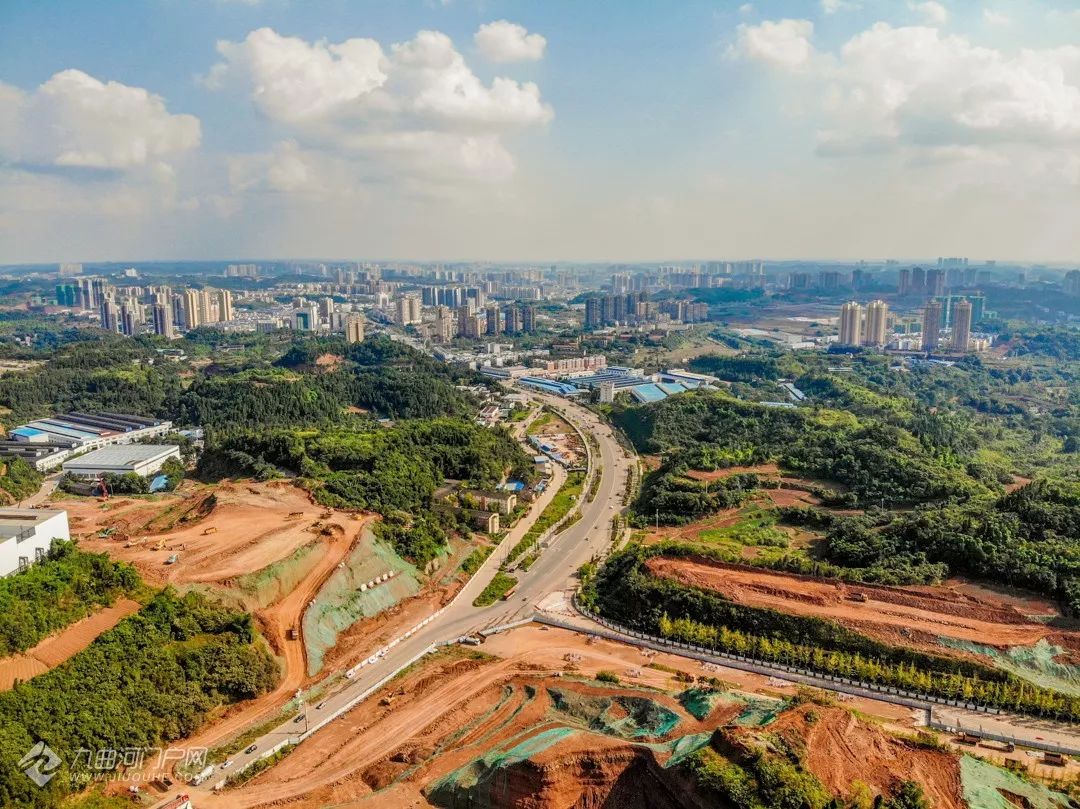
[956, 732, 980, 746]
[1043, 751, 1066, 766]
[287, 511, 304, 520]
[287, 627, 299, 641]
[165, 554, 179, 565]
[202, 526, 218, 535]
[848, 592, 868, 603]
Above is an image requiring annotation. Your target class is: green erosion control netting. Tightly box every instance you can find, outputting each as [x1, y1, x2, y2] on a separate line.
[427, 725, 716, 808]
[234, 540, 323, 608]
[303, 527, 422, 675]
[939, 637, 1080, 697]
[546, 687, 681, 739]
[960, 755, 1072, 809]
[426, 726, 580, 806]
[649, 731, 715, 768]
[677, 687, 783, 726]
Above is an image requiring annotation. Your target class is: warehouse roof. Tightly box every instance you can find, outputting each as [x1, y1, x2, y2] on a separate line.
[63, 444, 178, 468]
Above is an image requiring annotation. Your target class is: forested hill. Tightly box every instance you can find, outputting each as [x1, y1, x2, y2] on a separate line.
[0, 334, 482, 430]
[611, 390, 991, 508]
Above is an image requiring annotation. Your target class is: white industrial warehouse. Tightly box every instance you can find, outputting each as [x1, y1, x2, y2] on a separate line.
[62, 444, 181, 479]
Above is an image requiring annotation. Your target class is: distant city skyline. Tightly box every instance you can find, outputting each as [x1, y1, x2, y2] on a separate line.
[4, 1, 1080, 263]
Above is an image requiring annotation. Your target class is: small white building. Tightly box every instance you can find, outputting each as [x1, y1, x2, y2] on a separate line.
[0, 508, 70, 577]
[62, 444, 181, 479]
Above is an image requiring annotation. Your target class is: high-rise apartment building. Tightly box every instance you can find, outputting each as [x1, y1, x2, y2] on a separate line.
[863, 300, 889, 347]
[921, 300, 943, 352]
[521, 304, 536, 333]
[433, 306, 456, 343]
[216, 289, 234, 322]
[485, 306, 501, 336]
[344, 314, 365, 343]
[898, 268, 912, 295]
[100, 298, 120, 333]
[395, 295, 421, 326]
[838, 301, 862, 346]
[926, 269, 946, 297]
[1066, 270, 1080, 296]
[181, 289, 202, 330]
[152, 302, 175, 338]
[951, 298, 972, 353]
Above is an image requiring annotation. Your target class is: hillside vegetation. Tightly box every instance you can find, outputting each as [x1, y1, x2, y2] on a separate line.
[0, 589, 278, 808]
[0, 542, 142, 657]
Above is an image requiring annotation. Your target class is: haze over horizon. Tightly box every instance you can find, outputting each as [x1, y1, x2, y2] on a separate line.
[4, 0, 1080, 264]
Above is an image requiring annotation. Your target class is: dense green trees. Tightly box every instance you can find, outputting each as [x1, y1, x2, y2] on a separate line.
[0, 542, 141, 657]
[199, 419, 532, 563]
[819, 480, 1080, 614]
[613, 391, 985, 514]
[635, 471, 760, 525]
[0, 458, 43, 501]
[0, 589, 278, 808]
[0, 338, 182, 425]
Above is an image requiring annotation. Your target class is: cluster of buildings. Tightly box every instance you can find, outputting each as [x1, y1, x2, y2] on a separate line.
[55, 278, 235, 338]
[0, 411, 175, 471]
[583, 291, 709, 330]
[503, 365, 719, 405]
[434, 481, 523, 534]
[836, 294, 989, 353]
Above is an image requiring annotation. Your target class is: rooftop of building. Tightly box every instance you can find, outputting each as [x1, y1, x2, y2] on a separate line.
[63, 444, 179, 467]
[0, 508, 66, 541]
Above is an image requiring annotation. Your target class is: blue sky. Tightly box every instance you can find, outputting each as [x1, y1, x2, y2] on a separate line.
[2, 0, 1080, 263]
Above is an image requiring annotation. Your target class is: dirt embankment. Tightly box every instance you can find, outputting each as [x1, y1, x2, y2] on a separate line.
[744, 703, 964, 809]
[646, 556, 1080, 657]
[198, 626, 975, 809]
[0, 598, 141, 691]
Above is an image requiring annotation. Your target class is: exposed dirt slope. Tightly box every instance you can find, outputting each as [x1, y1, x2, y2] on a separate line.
[647, 556, 1080, 658]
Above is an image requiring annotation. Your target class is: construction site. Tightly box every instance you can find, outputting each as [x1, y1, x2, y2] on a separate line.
[54, 480, 485, 758]
[178, 623, 1076, 809]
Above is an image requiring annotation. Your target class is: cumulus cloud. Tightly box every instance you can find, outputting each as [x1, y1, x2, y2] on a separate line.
[0, 69, 200, 170]
[908, 1, 948, 26]
[821, 0, 861, 14]
[207, 27, 552, 193]
[203, 28, 385, 123]
[818, 24, 1080, 155]
[734, 17, 1080, 155]
[983, 9, 1009, 25]
[733, 19, 815, 69]
[473, 20, 546, 63]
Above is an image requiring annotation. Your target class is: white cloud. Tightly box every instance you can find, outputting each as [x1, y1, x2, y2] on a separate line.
[738, 4, 754, 16]
[733, 19, 815, 69]
[0, 69, 199, 170]
[207, 27, 552, 196]
[473, 20, 546, 63]
[821, 0, 861, 14]
[818, 25, 1080, 155]
[203, 28, 386, 123]
[908, 1, 948, 26]
[983, 9, 1009, 25]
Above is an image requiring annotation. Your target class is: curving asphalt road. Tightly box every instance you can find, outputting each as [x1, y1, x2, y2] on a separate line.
[195, 389, 633, 792]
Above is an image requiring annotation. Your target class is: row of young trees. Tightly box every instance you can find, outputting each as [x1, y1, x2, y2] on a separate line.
[657, 614, 1080, 720]
[586, 545, 1080, 722]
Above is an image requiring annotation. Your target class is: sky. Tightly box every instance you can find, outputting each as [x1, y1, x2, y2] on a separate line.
[3, 0, 1080, 264]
